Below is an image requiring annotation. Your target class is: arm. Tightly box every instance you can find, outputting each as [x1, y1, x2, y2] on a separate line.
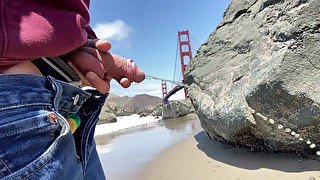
[0, 0, 90, 66]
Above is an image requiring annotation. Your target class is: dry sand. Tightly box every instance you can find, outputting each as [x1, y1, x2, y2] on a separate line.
[139, 131, 320, 180]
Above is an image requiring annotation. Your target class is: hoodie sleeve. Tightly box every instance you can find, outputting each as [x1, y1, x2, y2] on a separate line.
[0, 0, 93, 66]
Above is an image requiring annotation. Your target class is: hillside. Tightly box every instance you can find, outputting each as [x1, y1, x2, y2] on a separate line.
[99, 94, 163, 124]
[121, 94, 162, 112]
[106, 93, 130, 107]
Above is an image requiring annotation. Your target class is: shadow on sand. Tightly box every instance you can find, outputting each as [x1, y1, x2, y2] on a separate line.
[195, 131, 320, 172]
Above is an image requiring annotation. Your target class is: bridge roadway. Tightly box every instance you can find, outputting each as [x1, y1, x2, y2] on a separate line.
[145, 74, 186, 104]
[163, 85, 185, 104]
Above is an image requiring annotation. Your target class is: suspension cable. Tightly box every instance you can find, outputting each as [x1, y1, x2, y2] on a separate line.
[189, 33, 203, 57]
[171, 36, 179, 89]
[190, 33, 202, 47]
[146, 74, 185, 87]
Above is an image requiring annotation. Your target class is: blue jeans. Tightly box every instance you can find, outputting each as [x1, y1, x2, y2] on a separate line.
[0, 74, 106, 180]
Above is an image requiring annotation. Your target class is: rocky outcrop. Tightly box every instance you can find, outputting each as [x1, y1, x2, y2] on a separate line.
[98, 112, 117, 124]
[163, 99, 195, 120]
[98, 103, 118, 124]
[185, 0, 320, 158]
[135, 103, 163, 117]
[98, 94, 163, 123]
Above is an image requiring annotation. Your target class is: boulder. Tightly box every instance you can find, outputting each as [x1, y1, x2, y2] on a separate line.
[185, 0, 320, 158]
[163, 99, 195, 120]
[98, 112, 117, 124]
[136, 103, 163, 117]
[151, 104, 164, 117]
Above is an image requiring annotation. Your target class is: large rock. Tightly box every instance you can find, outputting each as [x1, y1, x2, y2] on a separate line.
[136, 102, 163, 117]
[163, 99, 195, 120]
[98, 112, 117, 124]
[185, 0, 320, 157]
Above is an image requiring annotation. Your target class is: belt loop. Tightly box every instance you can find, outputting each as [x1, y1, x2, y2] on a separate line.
[47, 76, 63, 112]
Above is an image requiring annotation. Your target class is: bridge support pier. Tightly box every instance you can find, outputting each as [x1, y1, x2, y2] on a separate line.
[161, 80, 168, 98]
[161, 30, 193, 103]
[178, 30, 193, 99]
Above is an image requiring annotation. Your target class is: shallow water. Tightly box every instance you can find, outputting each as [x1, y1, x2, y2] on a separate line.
[95, 114, 201, 180]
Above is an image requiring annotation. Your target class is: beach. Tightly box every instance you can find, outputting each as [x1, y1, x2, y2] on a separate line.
[139, 131, 320, 180]
[95, 114, 320, 180]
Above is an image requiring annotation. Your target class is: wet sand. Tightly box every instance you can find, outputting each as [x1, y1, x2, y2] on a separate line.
[139, 130, 320, 180]
[96, 114, 320, 180]
[95, 114, 201, 180]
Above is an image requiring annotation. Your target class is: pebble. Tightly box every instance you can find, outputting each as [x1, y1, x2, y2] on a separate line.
[269, 119, 275, 124]
[284, 128, 291, 133]
[253, 109, 320, 157]
[256, 113, 268, 121]
[309, 144, 316, 149]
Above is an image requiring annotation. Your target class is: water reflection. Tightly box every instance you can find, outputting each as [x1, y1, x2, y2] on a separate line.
[95, 114, 201, 180]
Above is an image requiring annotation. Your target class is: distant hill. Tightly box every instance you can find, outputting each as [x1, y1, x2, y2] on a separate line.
[121, 94, 162, 111]
[106, 93, 162, 110]
[106, 93, 130, 107]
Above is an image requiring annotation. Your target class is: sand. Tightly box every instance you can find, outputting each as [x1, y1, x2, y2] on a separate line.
[139, 131, 320, 180]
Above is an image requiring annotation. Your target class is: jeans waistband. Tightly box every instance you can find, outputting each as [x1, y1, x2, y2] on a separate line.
[0, 74, 91, 115]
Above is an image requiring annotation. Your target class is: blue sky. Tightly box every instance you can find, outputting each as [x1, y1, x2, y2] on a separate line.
[89, 0, 231, 99]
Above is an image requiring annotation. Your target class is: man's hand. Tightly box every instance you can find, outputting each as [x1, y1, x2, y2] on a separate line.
[68, 39, 145, 93]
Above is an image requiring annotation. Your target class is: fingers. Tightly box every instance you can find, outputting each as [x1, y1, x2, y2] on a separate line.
[67, 61, 92, 86]
[68, 50, 105, 78]
[79, 42, 146, 85]
[85, 39, 111, 52]
[85, 71, 110, 94]
[96, 40, 111, 52]
[116, 77, 131, 88]
[79, 46, 103, 62]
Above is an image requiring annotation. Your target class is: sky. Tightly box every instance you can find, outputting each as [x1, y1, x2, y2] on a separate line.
[89, 0, 231, 99]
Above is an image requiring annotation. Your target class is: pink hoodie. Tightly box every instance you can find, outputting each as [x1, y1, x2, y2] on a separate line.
[0, 0, 95, 69]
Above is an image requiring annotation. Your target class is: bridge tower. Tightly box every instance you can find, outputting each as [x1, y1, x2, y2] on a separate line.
[178, 30, 193, 99]
[161, 80, 168, 98]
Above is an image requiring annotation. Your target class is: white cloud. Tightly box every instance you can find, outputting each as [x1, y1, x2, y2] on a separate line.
[93, 20, 132, 41]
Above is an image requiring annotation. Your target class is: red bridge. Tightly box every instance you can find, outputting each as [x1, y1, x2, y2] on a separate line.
[162, 30, 193, 104]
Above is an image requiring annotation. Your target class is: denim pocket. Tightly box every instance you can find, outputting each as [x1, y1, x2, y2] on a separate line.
[0, 105, 59, 178]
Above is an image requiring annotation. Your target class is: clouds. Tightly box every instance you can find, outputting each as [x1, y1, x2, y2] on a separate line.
[93, 20, 132, 42]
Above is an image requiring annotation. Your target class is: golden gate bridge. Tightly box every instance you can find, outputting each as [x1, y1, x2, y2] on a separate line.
[146, 30, 194, 104]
